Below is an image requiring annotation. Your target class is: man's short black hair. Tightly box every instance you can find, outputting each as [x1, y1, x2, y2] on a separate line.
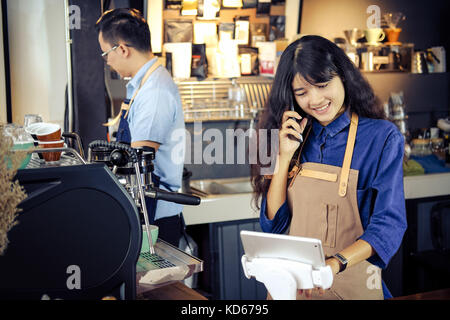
[95, 8, 151, 53]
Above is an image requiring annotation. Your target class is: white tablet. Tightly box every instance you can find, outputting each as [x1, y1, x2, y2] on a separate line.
[240, 230, 326, 268]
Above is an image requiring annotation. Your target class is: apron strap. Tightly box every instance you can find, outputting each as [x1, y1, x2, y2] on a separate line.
[338, 113, 359, 197]
[103, 60, 162, 127]
[287, 124, 312, 187]
[293, 123, 313, 168]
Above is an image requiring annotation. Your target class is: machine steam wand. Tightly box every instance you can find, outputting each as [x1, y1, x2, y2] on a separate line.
[133, 161, 155, 255]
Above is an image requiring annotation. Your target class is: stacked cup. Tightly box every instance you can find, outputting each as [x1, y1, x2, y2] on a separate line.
[32, 123, 63, 162]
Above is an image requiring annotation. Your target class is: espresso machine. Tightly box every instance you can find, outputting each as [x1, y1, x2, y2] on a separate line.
[88, 140, 200, 253]
[0, 138, 202, 300]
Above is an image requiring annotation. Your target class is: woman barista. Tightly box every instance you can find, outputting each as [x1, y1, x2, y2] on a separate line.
[251, 35, 407, 299]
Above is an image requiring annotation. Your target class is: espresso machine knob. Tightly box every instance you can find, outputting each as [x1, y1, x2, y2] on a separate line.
[110, 149, 129, 167]
[141, 146, 155, 160]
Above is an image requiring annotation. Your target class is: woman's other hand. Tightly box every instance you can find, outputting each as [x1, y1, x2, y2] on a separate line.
[326, 257, 341, 275]
[297, 288, 325, 298]
[296, 258, 339, 298]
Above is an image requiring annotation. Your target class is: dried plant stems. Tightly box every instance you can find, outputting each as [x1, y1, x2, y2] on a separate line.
[0, 126, 27, 255]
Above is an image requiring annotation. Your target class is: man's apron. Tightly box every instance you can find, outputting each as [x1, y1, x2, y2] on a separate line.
[110, 61, 173, 224]
[285, 113, 383, 300]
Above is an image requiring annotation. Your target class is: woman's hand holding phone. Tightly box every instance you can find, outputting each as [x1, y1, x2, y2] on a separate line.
[279, 109, 308, 163]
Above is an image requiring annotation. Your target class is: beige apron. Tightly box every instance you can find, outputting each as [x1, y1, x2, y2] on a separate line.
[281, 113, 383, 300]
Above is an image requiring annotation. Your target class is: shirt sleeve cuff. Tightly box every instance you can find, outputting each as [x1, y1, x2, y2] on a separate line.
[260, 197, 291, 234]
[358, 232, 390, 269]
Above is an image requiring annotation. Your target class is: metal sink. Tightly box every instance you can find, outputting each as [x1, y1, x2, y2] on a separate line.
[190, 177, 253, 195]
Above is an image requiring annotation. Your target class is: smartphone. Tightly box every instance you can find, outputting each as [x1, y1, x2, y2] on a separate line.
[288, 105, 304, 143]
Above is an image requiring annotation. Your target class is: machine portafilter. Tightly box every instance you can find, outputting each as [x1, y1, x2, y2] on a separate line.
[88, 140, 201, 255]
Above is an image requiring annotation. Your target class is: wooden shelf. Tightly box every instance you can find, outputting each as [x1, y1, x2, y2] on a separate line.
[163, 5, 285, 26]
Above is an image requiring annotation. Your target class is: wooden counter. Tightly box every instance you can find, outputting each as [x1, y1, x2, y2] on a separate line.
[390, 288, 450, 300]
[137, 281, 207, 300]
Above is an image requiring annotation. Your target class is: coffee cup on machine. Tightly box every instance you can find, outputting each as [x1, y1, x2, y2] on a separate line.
[364, 28, 385, 45]
[25, 122, 47, 159]
[34, 123, 63, 162]
[38, 139, 65, 162]
[35, 123, 61, 142]
[25, 122, 44, 141]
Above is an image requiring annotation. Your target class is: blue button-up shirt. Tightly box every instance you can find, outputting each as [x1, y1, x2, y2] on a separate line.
[126, 58, 186, 220]
[260, 111, 407, 298]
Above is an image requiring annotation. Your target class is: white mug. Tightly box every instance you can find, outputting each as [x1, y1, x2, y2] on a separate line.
[364, 28, 385, 45]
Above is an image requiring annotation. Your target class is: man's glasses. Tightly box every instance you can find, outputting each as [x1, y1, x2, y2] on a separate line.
[101, 44, 134, 61]
[101, 45, 118, 61]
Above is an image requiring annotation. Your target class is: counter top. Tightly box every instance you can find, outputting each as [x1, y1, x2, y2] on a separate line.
[183, 173, 450, 225]
[403, 172, 450, 200]
[137, 281, 207, 300]
[183, 192, 258, 225]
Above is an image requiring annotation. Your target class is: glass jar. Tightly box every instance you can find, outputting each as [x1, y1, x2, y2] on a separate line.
[410, 138, 432, 156]
[431, 138, 446, 161]
[1, 124, 34, 169]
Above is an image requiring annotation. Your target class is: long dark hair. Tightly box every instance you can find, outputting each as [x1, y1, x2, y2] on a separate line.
[251, 35, 384, 209]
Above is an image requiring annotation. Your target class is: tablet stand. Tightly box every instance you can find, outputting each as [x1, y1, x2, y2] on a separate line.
[241, 255, 334, 300]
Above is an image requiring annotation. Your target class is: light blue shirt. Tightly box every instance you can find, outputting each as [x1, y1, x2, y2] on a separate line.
[126, 58, 186, 220]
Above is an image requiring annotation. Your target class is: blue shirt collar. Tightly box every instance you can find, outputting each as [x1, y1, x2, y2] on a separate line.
[126, 57, 158, 91]
[312, 109, 351, 138]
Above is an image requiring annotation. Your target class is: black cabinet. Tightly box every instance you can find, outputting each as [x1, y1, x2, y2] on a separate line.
[402, 195, 450, 295]
[187, 219, 267, 300]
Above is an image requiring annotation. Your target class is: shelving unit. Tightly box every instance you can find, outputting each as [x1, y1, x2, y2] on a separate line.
[163, 4, 286, 26]
[364, 72, 449, 131]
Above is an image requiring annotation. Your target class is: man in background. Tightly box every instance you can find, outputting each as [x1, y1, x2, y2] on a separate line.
[96, 8, 185, 246]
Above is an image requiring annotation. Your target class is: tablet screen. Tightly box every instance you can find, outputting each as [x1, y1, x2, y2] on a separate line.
[240, 230, 326, 268]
